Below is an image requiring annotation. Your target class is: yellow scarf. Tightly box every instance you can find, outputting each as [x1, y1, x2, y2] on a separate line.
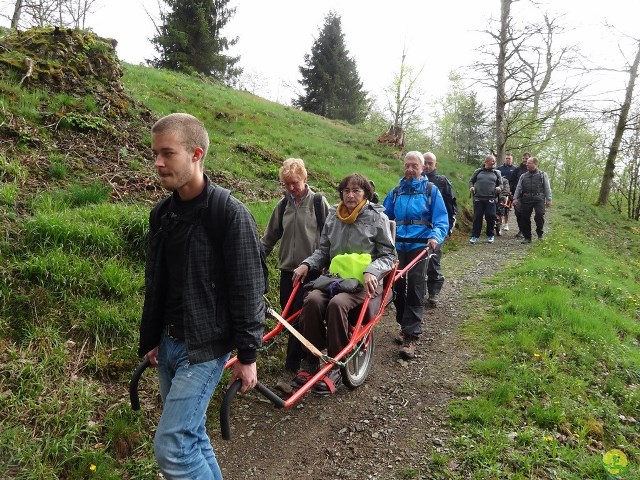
[337, 199, 366, 224]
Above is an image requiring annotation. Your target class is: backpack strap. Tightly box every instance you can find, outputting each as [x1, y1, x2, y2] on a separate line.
[392, 182, 433, 207]
[312, 193, 327, 232]
[277, 193, 326, 236]
[208, 186, 231, 243]
[207, 185, 269, 293]
[396, 219, 433, 228]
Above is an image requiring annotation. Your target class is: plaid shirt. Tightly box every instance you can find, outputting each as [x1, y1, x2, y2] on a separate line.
[139, 177, 265, 364]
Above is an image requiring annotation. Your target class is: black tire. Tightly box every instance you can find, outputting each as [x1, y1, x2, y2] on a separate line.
[341, 331, 375, 388]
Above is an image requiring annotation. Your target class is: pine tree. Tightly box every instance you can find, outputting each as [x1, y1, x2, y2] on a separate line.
[150, 0, 241, 84]
[294, 12, 368, 124]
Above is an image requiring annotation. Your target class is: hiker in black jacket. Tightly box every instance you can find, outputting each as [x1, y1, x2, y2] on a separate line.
[497, 152, 517, 184]
[497, 153, 516, 231]
[139, 113, 266, 479]
[422, 152, 457, 307]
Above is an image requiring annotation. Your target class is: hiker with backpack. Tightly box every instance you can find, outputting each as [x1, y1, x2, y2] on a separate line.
[138, 113, 266, 480]
[261, 158, 330, 373]
[290, 173, 396, 394]
[468, 154, 503, 244]
[422, 151, 457, 307]
[382, 151, 449, 359]
[512, 156, 552, 243]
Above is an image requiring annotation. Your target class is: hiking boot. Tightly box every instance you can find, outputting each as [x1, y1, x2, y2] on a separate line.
[399, 335, 418, 360]
[503, 223, 510, 231]
[393, 331, 405, 345]
[426, 293, 439, 308]
[292, 357, 319, 387]
[469, 236, 478, 244]
[312, 367, 342, 395]
[515, 231, 523, 239]
[487, 236, 495, 244]
[537, 234, 544, 240]
[521, 238, 532, 244]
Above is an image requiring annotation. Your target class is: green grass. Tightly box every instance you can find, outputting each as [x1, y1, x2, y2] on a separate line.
[0, 54, 637, 478]
[436, 198, 640, 479]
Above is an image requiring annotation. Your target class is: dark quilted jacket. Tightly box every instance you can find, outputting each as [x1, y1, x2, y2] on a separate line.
[138, 177, 265, 365]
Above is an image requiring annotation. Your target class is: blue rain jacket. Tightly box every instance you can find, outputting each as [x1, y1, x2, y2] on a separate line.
[382, 177, 449, 252]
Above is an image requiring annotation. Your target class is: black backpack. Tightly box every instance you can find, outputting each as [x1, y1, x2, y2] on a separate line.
[151, 186, 269, 293]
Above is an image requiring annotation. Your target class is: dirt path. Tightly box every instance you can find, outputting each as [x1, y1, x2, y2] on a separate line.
[215, 221, 530, 479]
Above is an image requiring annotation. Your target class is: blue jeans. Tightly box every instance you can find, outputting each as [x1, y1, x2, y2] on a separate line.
[155, 333, 230, 480]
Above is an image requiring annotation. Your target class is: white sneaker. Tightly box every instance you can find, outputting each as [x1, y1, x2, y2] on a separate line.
[487, 236, 495, 244]
[503, 223, 509, 231]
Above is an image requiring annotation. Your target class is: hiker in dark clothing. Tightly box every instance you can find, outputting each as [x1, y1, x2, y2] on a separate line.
[468, 155, 502, 244]
[497, 153, 516, 231]
[422, 151, 457, 307]
[510, 152, 531, 238]
[497, 152, 517, 184]
[513, 156, 552, 243]
[139, 113, 266, 480]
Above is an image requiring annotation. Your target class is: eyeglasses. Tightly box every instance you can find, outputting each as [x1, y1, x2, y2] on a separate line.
[341, 188, 363, 196]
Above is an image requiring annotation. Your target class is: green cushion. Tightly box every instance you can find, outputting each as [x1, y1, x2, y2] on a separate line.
[329, 253, 372, 284]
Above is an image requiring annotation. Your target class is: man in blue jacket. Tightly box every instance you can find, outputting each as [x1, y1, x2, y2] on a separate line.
[383, 151, 449, 359]
[497, 152, 516, 184]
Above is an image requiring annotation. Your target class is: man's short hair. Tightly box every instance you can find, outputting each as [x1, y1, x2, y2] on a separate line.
[423, 152, 437, 164]
[404, 151, 424, 165]
[152, 113, 210, 162]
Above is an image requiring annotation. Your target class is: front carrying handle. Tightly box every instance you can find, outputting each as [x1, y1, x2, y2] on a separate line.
[220, 379, 285, 440]
[129, 358, 151, 411]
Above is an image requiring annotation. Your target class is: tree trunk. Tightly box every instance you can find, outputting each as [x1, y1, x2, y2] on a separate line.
[596, 40, 640, 206]
[378, 125, 405, 150]
[495, 0, 511, 163]
[11, 0, 23, 28]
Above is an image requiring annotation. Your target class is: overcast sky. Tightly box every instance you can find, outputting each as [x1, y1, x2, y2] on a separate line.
[3, 0, 638, 110]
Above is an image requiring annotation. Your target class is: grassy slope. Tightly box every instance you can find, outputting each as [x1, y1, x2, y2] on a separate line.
[448, 201, 639, 479]
[0, 58, 637, 479]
